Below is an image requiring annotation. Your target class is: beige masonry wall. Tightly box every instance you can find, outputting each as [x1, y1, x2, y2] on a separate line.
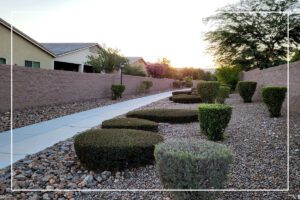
[242, 61, 300, 114]
[0, 65, 174, 112]
[0, 24, 54, 69]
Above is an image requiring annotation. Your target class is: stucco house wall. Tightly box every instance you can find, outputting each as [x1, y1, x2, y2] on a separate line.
[0, 21, 54, 69]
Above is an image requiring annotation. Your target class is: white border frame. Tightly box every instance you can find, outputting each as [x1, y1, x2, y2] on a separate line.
[9, 11, 291, 192]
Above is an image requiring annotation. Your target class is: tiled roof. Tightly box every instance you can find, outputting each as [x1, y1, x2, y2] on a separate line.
[41, 43, 100, 56]
[126, 57, 145, 64]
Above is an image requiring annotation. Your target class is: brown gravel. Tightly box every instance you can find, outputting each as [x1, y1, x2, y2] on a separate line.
[0, 93, 299, 200]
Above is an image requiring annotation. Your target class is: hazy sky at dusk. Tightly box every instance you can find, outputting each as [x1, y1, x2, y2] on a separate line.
[0, 0, 238, 68]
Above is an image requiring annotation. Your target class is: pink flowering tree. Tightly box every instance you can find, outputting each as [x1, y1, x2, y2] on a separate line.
[146, 63, 166, 78]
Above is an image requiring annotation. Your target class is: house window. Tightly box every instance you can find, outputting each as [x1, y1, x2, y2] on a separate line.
[25, 60, 40, 68]
[0, 58, 6, 64]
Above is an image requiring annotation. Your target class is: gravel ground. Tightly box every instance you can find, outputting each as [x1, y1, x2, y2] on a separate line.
[0, 93, 299, 200]
[0, 90, 171, 133]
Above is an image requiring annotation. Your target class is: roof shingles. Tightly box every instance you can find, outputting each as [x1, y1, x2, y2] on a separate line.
[41, 43, 98, 56]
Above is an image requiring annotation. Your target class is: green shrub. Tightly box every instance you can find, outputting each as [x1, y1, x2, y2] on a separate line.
[138, 80, 153, 93]
[172, 90, 192, 95]
[154, 138, 234, 200]
[123, 64, 147, 77]
[237, 81, 257, 103]
[102, 117, 158, 132]
[172, 94, 202, 104]
[262, 86, 287, 117]
[143, 80, 153, 90]
[111, 84, 125, 100]
[197, 81, 220, 103]
[173, 81, 181, 88]
[216, 86, 231, 104]
[198, 104, 232, 141]
[184, 76, 193, 87]
[215, 66, 240, 90]
[127, 109, 198, 123]
[74, 129, 163, 171]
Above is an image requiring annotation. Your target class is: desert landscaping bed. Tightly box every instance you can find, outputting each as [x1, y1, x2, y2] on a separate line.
[0, 94, 299, 199]
[0, 90, 171, 133]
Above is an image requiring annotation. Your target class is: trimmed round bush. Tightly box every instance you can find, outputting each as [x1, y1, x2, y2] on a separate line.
[127, 109, 198, 123]
[111, 84, 125, 100]
[198, 104, 232, 141]
[172, 94, 202, 104]
[237, 81, 257, 103]
[154, 138, 234, 200]
[172, 90, 192, 95]
[197, 81, 220, 103]
[101, 117, 158, 132]
[262, 86, 287, 117]
[216, 86, 231, 104]
[74, 129, 163, 170]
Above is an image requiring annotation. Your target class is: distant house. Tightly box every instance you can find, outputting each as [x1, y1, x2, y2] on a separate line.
[126, 57, 147, 69]
[0, 18, 56, 69]
[126, 57, 148, 74]
[41, 43, 102, 72]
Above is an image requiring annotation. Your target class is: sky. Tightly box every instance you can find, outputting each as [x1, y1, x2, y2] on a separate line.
[0, 0, 238, 68]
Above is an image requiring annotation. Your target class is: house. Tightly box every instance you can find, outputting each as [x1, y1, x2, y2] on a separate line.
[41, 43, 102, 72]
[126, 57, 148, 69]
[0, 18, 56, 69]
[126, 57, 148, 74]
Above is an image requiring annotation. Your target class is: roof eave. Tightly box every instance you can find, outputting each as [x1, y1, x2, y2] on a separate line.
[0, 18, 56, 57]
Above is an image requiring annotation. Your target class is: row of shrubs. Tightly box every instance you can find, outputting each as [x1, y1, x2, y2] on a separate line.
[75, 108, 199, 171]
[74, 107, 234, 199]
[75, 80, 286, 198]
[75, 112, 163, 170]
[170, 81, 231, 104]
[191, 80, 286, 117]
[237, 81, 287, 117]
[157, 81, 286, 199]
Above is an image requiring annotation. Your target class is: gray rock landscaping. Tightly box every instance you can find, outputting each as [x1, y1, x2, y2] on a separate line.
[0, 94, 299, 199]
[0, 91, 169, 133]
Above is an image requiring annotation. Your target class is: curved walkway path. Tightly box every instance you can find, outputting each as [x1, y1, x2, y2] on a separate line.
[0, 90, 177, 168]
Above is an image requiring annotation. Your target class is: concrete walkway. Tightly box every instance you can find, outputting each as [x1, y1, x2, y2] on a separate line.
[0, 90, 176, 168]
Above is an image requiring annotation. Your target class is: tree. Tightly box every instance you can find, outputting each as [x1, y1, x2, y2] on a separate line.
[164, 66, 180, 79]
[156, 57, 179, 79]
[158, 57, 171, 66]
[123, 64, 147, 77]
[291, 49, 300, 62]
[146, 63, 166, 78]
[204, 0, 300, 71]
[178, 67, 206, 80]
[86, 44, 128, 73]
[215, 66, 240, 90]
